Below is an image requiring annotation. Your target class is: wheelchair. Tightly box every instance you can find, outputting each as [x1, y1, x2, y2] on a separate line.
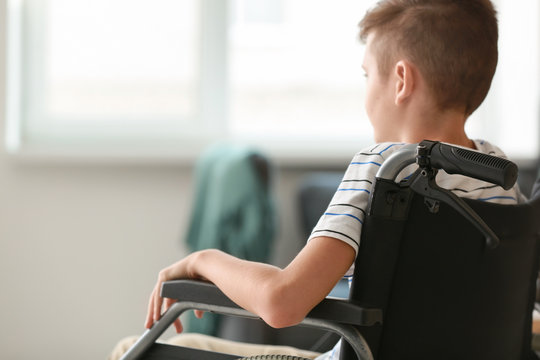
[120, 141, 540, 360]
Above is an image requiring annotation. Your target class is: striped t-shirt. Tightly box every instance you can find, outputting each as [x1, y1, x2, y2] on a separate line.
[308, 140, 526, 257]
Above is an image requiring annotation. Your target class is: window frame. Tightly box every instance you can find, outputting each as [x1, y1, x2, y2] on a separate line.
[3, 0, 539, 165]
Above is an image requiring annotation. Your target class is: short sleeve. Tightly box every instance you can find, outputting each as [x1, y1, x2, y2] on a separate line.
[307, 143, 407, 255]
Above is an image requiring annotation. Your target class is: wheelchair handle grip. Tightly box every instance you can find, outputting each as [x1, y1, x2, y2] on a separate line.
[427, 142, 518, 190]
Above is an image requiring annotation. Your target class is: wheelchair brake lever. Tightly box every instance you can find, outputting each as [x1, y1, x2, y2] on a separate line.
[408, 146, 500, 249]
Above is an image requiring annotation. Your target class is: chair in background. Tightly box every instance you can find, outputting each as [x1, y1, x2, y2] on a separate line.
[297, 171, 343, 240]
[121, 141, 540, 360]
[183, 143, 275, 336]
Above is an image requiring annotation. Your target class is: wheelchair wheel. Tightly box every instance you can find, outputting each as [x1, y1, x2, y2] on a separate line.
[236, 356, 313, 360]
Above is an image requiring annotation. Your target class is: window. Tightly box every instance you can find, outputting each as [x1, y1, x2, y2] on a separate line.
[465, 0, 540, 159]
[5, 0, 540, 161]
[229, 0, 369, 140]
[8, 0, 204, 151]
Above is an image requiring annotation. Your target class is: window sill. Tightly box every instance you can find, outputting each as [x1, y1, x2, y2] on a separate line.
[6, 137, 537, 170]
[4, 136, 369, 169]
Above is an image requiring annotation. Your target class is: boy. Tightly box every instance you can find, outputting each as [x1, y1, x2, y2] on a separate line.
[110, 0, 525, 359]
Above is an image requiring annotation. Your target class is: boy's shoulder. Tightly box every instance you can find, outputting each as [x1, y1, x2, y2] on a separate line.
[472, 139, 507, 158]
[354, 139, 502, 161]
[354, 142, 408, 160]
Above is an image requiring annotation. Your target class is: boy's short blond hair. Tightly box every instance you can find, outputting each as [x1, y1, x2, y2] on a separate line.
[359, 0, 498, 116]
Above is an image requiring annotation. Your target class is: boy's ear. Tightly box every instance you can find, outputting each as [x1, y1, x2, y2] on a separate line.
[394, 60, 414, 106]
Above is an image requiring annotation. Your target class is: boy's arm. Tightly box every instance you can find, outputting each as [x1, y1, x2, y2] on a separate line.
[146, 236, 355, 331]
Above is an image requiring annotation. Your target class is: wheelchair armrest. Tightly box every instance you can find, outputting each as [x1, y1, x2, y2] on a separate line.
[161, 279, 382, 327]
[308, 297, 382, 326]
[162, 279, 239, 308]
[121, 281, 379, 359]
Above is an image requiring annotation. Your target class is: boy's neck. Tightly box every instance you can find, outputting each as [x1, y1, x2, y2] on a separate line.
[401, 123, 476, 149]
[425, 109, 474, 148]
[381, 108, 476, 150]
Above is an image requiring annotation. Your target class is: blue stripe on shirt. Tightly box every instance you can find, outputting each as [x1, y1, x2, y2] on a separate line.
[350, 161, 382, 166]
[337, 188, 370, 194]
[402, 172, 415, 180]
[324, 212, 363, 224]
[377, 143, 405, 155]
[478, 196, 517, 202]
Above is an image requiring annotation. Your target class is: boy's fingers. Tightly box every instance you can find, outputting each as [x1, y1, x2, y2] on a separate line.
[159, 297, 182, 333]
[145, 289, 156, 328]
[153, 284, 163, 322]
[174, 318, 183, 333]
[164, 298, 176, 312]
[154, 295, 162, 322]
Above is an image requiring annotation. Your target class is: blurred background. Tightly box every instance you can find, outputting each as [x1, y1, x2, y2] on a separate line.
[0, 0, 538, 359]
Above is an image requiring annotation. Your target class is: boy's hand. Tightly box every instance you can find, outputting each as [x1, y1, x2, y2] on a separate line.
[144, 256, 204, 333]
[145, 275, 183, 332]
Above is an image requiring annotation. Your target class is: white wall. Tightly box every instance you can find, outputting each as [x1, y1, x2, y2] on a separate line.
[0, 155, 189, 359]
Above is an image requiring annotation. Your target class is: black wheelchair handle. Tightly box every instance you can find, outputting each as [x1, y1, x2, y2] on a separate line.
[426, 141, 518, 190]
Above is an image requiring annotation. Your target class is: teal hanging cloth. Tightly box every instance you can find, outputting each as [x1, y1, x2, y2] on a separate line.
[184, 143, 275, 335]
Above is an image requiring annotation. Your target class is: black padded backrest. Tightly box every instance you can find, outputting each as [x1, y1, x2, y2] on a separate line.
[346, 179, 540, 360]
[379, 195, 540, 360]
